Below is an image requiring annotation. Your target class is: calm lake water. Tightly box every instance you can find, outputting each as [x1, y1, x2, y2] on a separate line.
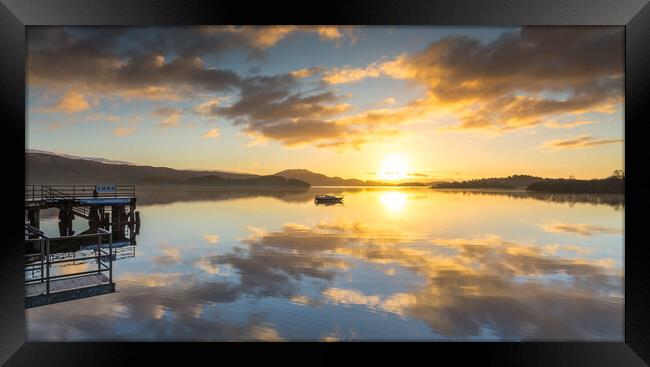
[26, 187, 624, 341]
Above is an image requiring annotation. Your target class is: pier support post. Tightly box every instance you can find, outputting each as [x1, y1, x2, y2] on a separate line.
[134, 211, 141, 234]
[103, 213, 110, 230]
[111, 206, 126, 242]
[128, 206, 135, 224]
[111, 206, 120, 224]
[27, 209, 40, 229]
[120, 206, 128, 224]
[88, 207, 100, 231]
[58, 208, 74, 236]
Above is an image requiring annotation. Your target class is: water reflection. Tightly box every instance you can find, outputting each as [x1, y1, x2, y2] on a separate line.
[135, 186, 311, 205]
[27, 187, 623, 341]
[315, 202, 344, 207]
[540, 221, 624, 236]
[222, 221, 622, 339]
[379, 191, 408, 213]
[436, 189, 624, 210]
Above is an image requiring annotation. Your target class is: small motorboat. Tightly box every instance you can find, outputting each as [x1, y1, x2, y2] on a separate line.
[314, 195, 344, 204]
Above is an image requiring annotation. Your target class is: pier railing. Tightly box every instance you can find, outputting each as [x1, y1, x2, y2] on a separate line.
[25, 185, 136, 201]
[25, 224, 113, 294]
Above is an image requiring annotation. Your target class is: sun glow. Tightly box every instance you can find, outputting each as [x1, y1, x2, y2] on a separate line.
[378, 154, 409, 181]
[379, 191, 408, 213]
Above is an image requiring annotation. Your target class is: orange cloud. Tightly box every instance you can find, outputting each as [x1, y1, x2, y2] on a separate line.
[112, 127, 136, 136]
[28, 26, 623, 151]
[47, 90, 91, 113]
[202, 129, 220, 139]
[203, 25, 357, 49]
[540, 135, 623, 151]
[309, 27, 623, 136]
[544, 120, 596, 129]
[152, 107, 183, 128]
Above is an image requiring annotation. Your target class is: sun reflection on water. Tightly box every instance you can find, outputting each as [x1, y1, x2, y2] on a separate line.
[379, 191, 408, 213]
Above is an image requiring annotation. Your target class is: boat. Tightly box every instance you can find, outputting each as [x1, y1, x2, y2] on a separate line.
[314, 195, 344, 204]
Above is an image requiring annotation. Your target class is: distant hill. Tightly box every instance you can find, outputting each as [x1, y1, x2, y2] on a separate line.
[26, 149, 136, 166]
[431, 173, 624, 194]
[432, 175, 543, 189]
[273, 169, 385, 186]
[527, 177, 624, 194]
[27, 151, 435, 188]
[26, 152, 261, 185]
[186, 174, 309, 188]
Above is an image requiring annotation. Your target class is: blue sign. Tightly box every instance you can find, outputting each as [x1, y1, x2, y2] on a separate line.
[95, 184, 116, 193]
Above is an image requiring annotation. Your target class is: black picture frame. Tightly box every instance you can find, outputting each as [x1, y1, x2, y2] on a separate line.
[1, 0, 649, 365]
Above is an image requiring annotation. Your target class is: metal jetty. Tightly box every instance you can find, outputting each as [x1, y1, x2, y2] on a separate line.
[24, 224, 116, 308]
[24, 184, 140, 308]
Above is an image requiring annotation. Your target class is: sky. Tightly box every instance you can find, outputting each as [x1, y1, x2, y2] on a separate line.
[26, 26, 624, 181]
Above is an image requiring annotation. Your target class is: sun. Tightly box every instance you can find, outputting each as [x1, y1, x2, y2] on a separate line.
[378, 154, 409, 181]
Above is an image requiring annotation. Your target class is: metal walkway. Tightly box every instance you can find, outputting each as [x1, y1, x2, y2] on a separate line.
[25, 273, 110, 298]
[24, 224, 116, 308]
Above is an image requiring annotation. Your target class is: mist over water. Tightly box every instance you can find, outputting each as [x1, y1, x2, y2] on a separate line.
[27, 187, 624, 341]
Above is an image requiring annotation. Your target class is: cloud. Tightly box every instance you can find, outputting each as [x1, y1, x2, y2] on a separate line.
[322, 65, 382, 84]
[46, 122, 65, 130]
[407, 172, 430, 178]
[112, 127, 136, 136]
[540, 135, 623, 151]
[200, 26, 356, 51]
[201, 74, 399, 149]
[544, 120, 595, 129]
[27, 26, 357, 98]
[289, 68, 318, 78]
[28, 28, 243, 99]
[27, 26, 623, 150]
[46, 90, 91, 113]
[310, 27, 624, 134]
[28, 25, 388, 149]
[251, 26, 622, 148]
[316, 26, 357, 43]
[152, 107, 183, 128]
[202, 129, 220, 139]
[193, 98, 227, 115]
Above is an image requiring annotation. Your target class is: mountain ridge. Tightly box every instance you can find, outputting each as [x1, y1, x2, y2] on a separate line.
[26, 151, 439, 187]
[25, 152, 390, 187]
[26, 152, 259, 185]
[273, 169, 386, 186]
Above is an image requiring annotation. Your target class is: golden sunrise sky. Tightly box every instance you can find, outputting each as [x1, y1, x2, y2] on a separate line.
[26, 26, 624, 181]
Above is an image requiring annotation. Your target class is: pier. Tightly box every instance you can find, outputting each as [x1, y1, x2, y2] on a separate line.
[24, 185, 140, 308]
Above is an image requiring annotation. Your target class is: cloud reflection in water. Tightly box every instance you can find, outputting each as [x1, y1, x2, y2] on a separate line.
[27, 189, 623, 341]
